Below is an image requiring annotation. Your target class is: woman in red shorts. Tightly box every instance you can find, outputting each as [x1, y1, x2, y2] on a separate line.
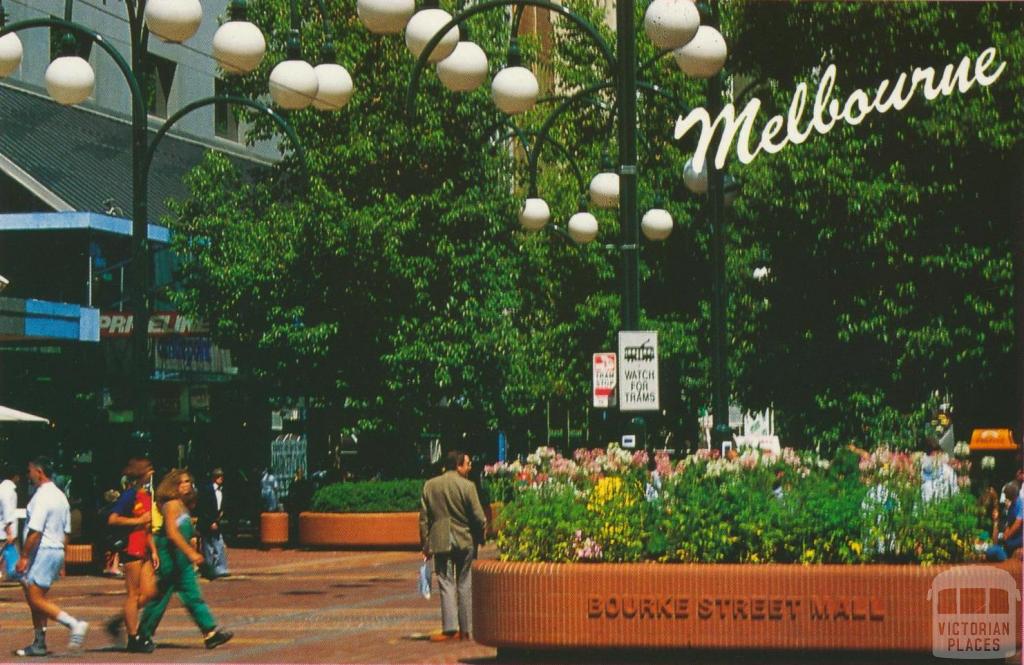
[105, 456, 159, 652]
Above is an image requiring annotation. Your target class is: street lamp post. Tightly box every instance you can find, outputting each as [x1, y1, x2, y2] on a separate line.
[383, 0, 730, 447]
[0, 0, 345, 441]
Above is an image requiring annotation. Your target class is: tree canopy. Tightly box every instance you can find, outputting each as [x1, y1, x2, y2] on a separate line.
[169, 0, 1021, 461]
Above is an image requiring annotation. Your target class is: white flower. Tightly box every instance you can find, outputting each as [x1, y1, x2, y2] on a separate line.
[981, 456, 996, 470]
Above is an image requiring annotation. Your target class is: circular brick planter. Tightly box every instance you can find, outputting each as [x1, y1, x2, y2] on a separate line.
[298, 512, 420, 549]
[472, 559, 1022, 652]
[260, 512, 289, 547]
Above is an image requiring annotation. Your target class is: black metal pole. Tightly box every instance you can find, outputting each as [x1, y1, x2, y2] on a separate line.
[707, 58, 730, 449]
[127, 0, 151, 441]
[617, 0, 639, 333]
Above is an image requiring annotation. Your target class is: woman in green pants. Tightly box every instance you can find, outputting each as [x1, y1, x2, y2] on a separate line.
[137, 469, 233, 652]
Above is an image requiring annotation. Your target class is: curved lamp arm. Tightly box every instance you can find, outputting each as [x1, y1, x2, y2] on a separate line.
[143, 96, 308, 185]
[526, 80, 614, 188]
[0, 17, 148, 124]
[405, 0, 616, 119]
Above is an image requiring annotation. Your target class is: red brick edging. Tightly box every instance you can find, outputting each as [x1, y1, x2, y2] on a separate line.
[472, 559, 1022, 651]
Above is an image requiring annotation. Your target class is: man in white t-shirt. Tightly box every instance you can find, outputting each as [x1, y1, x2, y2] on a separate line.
[14, 456, 88, 657]
[0, 464, 20, 580]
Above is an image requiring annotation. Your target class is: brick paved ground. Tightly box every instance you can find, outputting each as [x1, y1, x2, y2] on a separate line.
[0, 546, 1014, 664]
[0, 544, 497, 664]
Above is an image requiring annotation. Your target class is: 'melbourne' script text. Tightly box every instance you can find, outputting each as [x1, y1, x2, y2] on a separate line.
[674, 47, 1006, 171]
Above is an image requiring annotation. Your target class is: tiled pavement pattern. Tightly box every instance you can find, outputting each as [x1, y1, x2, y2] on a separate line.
[0, 548, 1015, 665]
[0, 546, 497, 664]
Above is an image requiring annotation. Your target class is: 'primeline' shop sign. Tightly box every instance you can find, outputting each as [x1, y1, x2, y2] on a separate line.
[618, 331, 659, 412]
[675, 47, 1006, 171]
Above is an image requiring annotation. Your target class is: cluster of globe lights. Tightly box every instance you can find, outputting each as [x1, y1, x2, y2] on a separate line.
[356, 0, 728, 244]
[0, 0, 354, 112]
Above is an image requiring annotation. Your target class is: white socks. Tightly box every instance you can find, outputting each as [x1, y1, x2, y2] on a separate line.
[55, 611, 78, 629]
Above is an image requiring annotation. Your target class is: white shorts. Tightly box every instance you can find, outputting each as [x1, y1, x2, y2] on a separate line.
[23, 548, 64, 590]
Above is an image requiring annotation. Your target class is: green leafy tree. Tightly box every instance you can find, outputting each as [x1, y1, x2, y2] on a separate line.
[721, 2, 1022, 448]
[170, 0, 562, 467]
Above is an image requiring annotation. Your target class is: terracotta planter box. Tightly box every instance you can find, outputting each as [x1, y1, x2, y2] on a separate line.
[473, 559, 1022, 652]
[298, 512, 420, 549]
[260, 512, 289, 546]
[64, 543, 92, 566]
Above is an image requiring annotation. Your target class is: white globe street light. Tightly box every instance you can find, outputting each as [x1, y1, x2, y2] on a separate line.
[436, 41, 489, 93]
[0, 32, 22, 77]
[673, 25, 727, 78]
[358, 0, 415, 35]
[643, 0, 700, 51]
[144, 0, 202, 44]
[45, 55, 95, 106]
[269, 59, 319, 109]
[213, 20, 267, 74]
[405, 8, 459, 64]
[491, 66, 538, 114]
[312, 63, 353, 110]
[567, 211, 599, 244]
[518, 197, 550, 231]
[682, 157, 707, 194]
[641, 207, 673, 241]
[589, 171, 620, 209]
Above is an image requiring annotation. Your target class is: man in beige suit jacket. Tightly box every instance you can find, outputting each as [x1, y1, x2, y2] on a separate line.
[419, 451, 487, 642]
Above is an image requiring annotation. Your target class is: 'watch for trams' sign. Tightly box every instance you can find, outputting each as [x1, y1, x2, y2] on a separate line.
[618, 331, 659, 412]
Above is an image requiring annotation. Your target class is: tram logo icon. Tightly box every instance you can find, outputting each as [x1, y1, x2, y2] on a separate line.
[929, 566, 1020, 659]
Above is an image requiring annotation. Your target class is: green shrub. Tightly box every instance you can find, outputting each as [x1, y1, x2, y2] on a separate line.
[311, 479, 424, 513]
[489, 445, 981, 565]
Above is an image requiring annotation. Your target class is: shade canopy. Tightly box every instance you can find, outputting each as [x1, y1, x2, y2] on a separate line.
[0, 405, 49, 423]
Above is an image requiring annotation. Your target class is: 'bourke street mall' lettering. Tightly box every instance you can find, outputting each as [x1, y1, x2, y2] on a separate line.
[675, 47, 1006, 171]
[587, 595, 885, 622]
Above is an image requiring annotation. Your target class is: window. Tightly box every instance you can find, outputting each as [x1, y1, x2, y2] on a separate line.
[214, 79, 240, 141]
[143, 55, 176, 118]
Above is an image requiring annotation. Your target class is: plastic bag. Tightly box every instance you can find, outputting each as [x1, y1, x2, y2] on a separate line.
[418, 560, 432, 599]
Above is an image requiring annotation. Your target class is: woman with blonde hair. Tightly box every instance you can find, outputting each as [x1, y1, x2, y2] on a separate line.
[104, 456, 159, 652]
[136, 469, 232, 652]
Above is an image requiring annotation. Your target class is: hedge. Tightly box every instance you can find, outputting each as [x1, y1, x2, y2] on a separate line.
[310, 479, 424, 513]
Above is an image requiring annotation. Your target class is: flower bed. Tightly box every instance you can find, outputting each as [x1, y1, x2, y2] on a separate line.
[486, 445, 978, 565]
[478, 445, 1017, 652]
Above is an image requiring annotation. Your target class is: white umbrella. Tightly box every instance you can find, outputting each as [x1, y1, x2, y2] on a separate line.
[0, 405, 49, 423]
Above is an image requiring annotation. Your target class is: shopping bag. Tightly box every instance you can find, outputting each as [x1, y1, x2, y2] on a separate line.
[2, 542, 18, 578]
[418, 560, 432, 599]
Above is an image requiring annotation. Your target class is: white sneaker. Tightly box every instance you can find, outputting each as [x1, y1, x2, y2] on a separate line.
[69, 621, 88, 650]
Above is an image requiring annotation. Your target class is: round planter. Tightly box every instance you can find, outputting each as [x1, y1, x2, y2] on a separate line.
[64, 543, 93, 567]
[299, 511, 420, 549]
[472, 559, 1022, 652]
[260, 512, 289, 547]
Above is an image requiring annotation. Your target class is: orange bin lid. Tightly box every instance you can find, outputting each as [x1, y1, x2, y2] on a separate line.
[969, 428, 1019, 451]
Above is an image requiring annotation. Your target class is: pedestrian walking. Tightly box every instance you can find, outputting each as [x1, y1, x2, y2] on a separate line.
[14, 455, 89, 657]
[137, 469, 233, 651]
[1, 464, 20, 580]
[197, 467, 229, 579]
[419, 450, 487, 642]
[104, 456, 159, 652]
